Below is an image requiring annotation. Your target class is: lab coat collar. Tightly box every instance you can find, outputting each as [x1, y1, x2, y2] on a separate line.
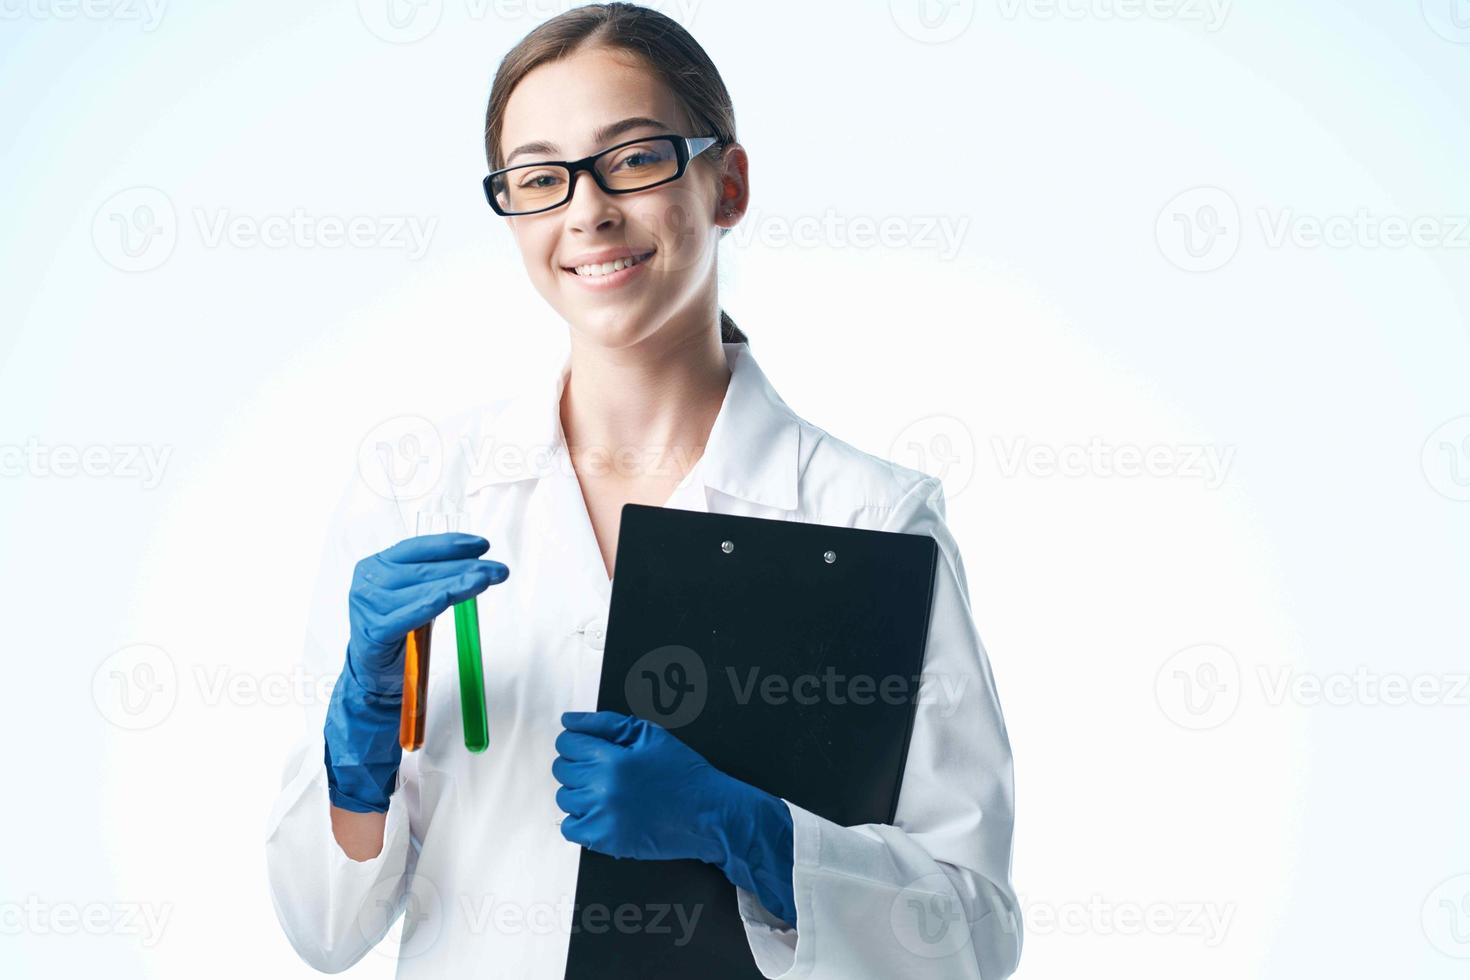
[467, 341, 800, 511]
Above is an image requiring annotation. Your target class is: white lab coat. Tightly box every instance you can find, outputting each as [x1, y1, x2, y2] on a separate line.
[264, 341, 1022, 979]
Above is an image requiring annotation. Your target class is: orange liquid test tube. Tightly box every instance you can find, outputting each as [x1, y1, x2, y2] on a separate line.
[399, 621, 433, 751]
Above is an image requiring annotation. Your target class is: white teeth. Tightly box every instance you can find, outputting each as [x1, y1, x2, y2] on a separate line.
[572, 252, 651, 277]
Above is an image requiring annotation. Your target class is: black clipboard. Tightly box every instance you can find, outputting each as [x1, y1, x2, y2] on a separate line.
[563, 503, 941, 979]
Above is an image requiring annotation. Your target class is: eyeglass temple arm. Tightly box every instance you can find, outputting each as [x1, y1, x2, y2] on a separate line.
[686, 135, 719, 156]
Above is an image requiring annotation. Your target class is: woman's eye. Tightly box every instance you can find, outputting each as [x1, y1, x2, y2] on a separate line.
[518, 171, 563, 189]
[610, 149, 664, 173]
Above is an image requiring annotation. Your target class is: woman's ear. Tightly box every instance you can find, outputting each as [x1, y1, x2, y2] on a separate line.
[714, 142, 750, 229]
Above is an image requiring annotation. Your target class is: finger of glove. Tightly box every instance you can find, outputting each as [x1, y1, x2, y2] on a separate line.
[377, 532, 488, 565]
[354, 559, 509, 611]
[554, 729, 618, 762]
[555, 784, 598, 819]
[560, 710, 645, 746]
[381, 572, 501, 637]
[558, 812, 587, 844]
[551, 754, 600, 788]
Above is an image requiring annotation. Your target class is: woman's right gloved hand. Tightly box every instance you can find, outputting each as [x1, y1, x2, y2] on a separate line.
[325, 532, 509, 813]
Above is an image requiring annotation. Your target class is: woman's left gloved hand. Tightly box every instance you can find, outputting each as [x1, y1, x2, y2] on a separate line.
[552, 710, 798, 929]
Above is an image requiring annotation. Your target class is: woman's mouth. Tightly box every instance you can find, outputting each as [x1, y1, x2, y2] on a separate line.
[562, 249, 656, 290]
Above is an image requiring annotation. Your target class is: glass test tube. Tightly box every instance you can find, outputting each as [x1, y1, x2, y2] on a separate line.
[455, 596, 489, 752]
[398, 621, 432, 751]
[398, 509, 489, 753]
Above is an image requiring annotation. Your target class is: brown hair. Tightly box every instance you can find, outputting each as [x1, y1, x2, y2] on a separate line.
[483, 2, 748, 345]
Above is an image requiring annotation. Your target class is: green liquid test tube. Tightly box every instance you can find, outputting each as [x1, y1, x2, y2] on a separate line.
[453, 596, 489, 753]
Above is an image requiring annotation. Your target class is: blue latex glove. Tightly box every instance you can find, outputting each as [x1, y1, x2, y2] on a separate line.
[324, 532, 508, 813]
[552, 710, 798, 929]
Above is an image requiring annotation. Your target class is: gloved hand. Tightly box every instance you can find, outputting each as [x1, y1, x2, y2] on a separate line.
[324, 532, 509, 813]
[552, 710, 798, 929]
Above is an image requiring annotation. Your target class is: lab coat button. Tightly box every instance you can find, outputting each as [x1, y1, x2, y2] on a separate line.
[582, 619, 606, 651]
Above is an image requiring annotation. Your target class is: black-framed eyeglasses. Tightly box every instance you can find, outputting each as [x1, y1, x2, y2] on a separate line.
[483, 133, 721, 216]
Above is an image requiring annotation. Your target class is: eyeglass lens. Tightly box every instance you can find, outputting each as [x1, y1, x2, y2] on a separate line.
[489, 138, 681, 214]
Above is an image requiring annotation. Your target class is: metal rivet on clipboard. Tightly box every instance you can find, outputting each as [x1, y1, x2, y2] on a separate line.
[720, 539, 734, 554]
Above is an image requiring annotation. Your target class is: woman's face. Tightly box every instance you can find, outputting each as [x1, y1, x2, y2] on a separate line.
[498, 46, 746, 349]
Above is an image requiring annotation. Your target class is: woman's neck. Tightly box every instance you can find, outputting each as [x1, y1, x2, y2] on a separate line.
[559, 323, 732, 486]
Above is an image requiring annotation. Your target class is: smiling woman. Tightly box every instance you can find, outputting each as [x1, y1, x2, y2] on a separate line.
[263, 4, 1021, 980]
[482, 4, 749, 348]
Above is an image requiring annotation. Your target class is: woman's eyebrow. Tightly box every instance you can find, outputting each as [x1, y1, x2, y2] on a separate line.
[505, 116, 673, 165]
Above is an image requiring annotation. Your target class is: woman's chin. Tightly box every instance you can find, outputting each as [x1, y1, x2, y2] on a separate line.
[567, 306, 655, 348]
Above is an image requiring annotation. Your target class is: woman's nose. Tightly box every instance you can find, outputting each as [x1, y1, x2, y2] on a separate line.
[563, 170, 620, 232]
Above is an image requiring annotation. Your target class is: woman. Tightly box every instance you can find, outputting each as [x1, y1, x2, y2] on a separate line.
[264, 4, 1021, 978]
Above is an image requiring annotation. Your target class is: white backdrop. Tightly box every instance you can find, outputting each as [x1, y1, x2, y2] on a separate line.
[2, 1, 1467, 977]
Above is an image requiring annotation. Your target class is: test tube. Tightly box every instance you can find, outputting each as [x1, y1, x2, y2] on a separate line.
[454, 596, 489, 752]
[398, 621, 432, 751]
[399, 509, 489, 754]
